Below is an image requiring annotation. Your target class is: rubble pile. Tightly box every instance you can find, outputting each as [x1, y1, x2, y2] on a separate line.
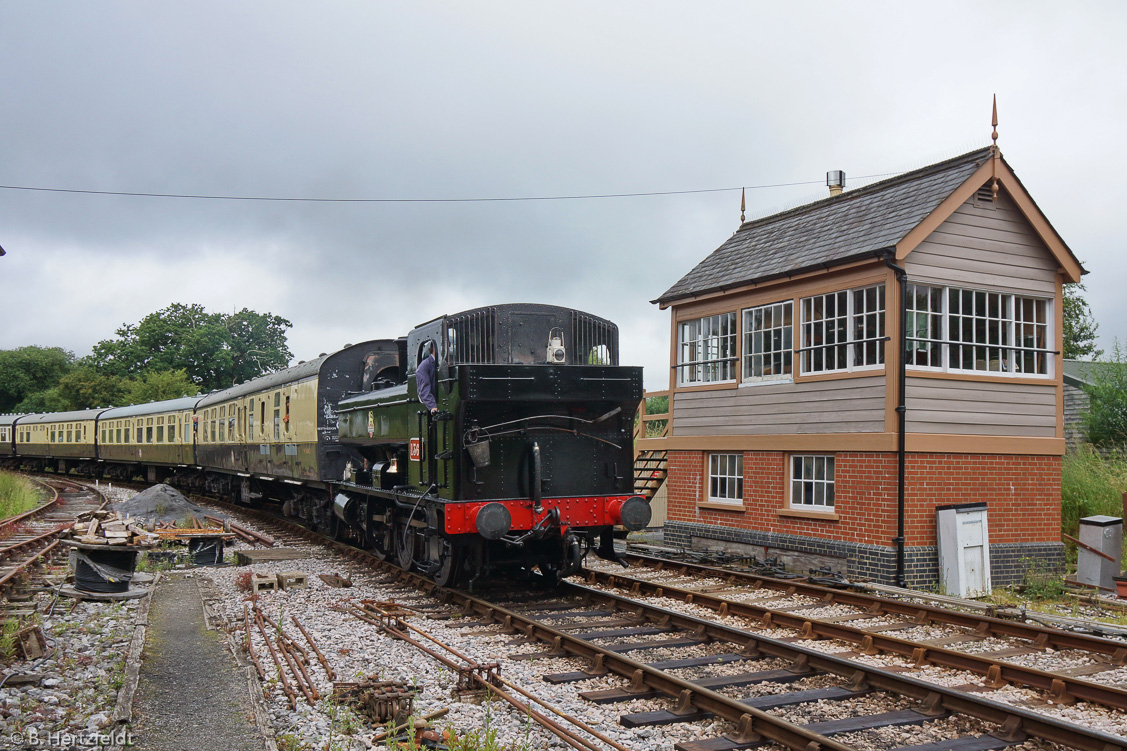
[110, 483, 220, 527]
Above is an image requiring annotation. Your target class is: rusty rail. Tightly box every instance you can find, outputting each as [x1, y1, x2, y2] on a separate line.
[293, 616, 335, 681]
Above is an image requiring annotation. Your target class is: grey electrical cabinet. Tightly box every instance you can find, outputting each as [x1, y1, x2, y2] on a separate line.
[937, 502, 991, 598]
[1076, 515, 1122, 591]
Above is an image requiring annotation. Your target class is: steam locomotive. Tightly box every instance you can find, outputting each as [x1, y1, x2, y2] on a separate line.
[0, 304, 650, 586]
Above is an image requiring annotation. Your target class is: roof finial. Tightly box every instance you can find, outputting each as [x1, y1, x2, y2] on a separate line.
[991, 94, 1000, 202]
[739, 187, 746, 224]
[991, 94, 999, 149]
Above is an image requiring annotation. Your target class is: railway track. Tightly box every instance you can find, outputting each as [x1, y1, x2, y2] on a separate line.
[0, 475, 107, 598]
[197, 497, 1127, 751]
[582, 552, 1127, 710]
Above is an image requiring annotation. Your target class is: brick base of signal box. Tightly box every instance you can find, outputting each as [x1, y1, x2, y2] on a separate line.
[661, 450, 1063, 588]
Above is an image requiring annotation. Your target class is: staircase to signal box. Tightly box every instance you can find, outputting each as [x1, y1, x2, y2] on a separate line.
[633, 392, 669, 515]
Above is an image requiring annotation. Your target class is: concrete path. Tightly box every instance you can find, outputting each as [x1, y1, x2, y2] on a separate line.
[129, 574, 265, 751]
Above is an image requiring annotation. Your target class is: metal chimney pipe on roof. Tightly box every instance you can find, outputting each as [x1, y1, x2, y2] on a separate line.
[826, 170, 845, 197]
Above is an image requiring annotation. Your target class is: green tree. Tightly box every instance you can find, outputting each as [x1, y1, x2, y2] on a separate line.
[54, 367, 131, 410]
[127, 369, 198, 404]
[16, 387, 71, 413]
[0, 346, 75, 413]
[87, 303, 292, 391]
[1082, 342, 1127, 446]
[1064, 282, 1102, 360]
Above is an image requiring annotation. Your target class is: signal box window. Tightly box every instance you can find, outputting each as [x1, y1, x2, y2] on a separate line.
[742, 301, 793, 382]
[707, 453, 743, 504]
[678, 312, 737, 385]
[800, 285, 885, 374]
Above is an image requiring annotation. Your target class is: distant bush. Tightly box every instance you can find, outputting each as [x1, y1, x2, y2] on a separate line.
[1082, 342, 1127, 447]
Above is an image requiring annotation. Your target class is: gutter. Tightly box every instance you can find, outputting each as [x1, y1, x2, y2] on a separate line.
[882, 250, 908, 588]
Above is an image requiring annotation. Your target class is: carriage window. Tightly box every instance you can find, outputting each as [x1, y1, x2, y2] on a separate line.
[219, 410, 226, 441]
[261, 401, 266, 439]
[51, 429, 56, 443]
[249, 399, 255, 439]
[147, 426, 153, 443]
[66, 428, 72, 443]
[284, 396, 290, 433]
[274, 393, 281, 440]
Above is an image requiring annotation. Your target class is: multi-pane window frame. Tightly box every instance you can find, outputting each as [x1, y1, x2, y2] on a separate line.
[799, 284, 886, 376]
[677, 312, 738, 386]
[904, 283, 1053, 378]
[789, 454, 835, 510]
[741, 300, 793, 384]
[706, 453, 744, 505]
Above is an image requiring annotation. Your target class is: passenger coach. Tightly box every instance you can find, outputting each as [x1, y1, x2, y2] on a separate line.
[98, 397, 201, 481]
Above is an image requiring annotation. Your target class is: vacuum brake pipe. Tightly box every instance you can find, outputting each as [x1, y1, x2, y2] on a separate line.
[354, 602, 631, 751]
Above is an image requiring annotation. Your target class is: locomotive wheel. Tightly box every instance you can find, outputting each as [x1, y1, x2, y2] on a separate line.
[433, 541, 462, 588]
[370, 521, 395, 561]
[396, 523, 418, 571]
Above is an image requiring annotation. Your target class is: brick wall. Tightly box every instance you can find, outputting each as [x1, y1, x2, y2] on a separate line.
[664, 449, 1062, 585]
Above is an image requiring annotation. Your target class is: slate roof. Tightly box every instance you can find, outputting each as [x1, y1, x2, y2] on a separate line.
[655, 147, 995, 305]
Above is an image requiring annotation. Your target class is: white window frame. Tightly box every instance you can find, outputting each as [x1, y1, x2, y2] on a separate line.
[799, 285, 885, 375]
[706, 453, 744, 504]
[790, 454, 835, 510]
[741, 301, 793, 384]
[677, 312, 737, 386]
[904, 283, 1052, 378]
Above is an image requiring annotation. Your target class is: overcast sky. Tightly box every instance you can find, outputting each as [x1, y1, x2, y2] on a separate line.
[1, 2, 1123, 389]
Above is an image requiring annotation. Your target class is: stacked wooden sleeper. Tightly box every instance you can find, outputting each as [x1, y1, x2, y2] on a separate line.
[63, 510, 159, 547]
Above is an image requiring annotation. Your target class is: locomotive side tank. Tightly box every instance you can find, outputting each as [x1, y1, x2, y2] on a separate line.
[335, 304, 649, 586]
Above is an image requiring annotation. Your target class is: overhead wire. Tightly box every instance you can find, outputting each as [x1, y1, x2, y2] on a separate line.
[0, 172, 905, 204]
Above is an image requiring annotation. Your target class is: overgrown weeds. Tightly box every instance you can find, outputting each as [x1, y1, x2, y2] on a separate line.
[0, 471, 43, 519]
[1062, 446, 1127, 557]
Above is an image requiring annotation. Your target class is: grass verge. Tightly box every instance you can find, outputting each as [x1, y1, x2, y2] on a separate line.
[0, 471, 43, 520]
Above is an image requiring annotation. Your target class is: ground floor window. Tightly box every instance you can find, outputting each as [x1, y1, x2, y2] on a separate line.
[707, 453, 743, 504]
[790, 454, 834, 509]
